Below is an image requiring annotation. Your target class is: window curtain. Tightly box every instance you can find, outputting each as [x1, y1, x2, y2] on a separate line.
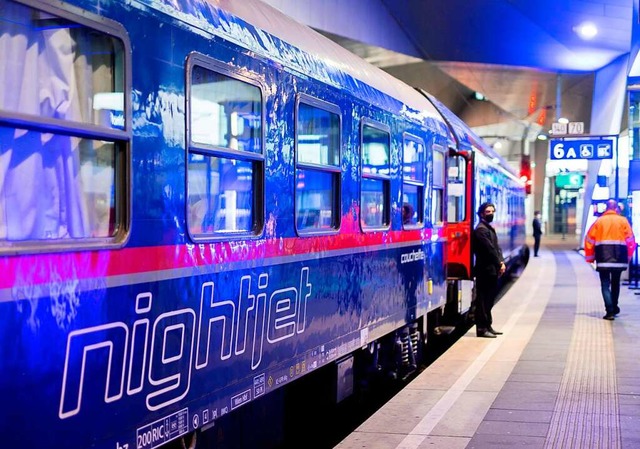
[0, 4, 107, 241]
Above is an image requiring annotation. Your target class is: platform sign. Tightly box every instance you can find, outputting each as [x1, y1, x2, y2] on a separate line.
[552, 122, 567, 135]
[568, 121, 584, 134]
[555, 172, 583, 189]
[551, 121, 584, 136]
[549, 136, 616, 160]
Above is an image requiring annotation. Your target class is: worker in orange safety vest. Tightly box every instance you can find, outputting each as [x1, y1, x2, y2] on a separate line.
[584, 198, 636, 320]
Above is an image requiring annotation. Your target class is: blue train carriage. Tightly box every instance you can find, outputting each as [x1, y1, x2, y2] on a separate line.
[0, 0, 452, 448]
[421, 92, 528, 320]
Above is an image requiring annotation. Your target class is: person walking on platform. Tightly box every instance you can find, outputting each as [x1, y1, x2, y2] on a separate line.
[532, 210, 542, 257]
[472, 202, 506, 338]
[584, 198, 637, 320]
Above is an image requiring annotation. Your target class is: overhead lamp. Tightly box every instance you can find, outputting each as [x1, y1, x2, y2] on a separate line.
[493, 141, 503, 150]
[575, 22, 598, 40]
[558, 117, 569, 124]
[473, 91, 486, 101]
[537, 134, 548, 141]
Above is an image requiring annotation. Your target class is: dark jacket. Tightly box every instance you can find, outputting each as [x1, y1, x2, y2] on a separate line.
[473, 220, 504, 277]
[532, 217, 542, 237]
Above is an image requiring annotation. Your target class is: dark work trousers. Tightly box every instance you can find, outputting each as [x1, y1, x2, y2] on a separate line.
[534, 235, 541, 256]
[598, 269, 623, 315]
[475, 274, 499, 330]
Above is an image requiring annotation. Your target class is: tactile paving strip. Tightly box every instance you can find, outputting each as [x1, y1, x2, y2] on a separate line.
[544, 255, 620, 449]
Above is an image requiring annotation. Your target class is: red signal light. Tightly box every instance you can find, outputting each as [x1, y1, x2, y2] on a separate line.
[520, 155, 532, 195]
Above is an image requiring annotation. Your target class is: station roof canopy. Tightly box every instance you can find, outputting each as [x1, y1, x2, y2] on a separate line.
[264, 0, 634, 160]
[379, 0, 632, 73]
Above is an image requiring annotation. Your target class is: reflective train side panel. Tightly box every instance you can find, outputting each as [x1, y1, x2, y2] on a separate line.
[0, 1, 524, 448]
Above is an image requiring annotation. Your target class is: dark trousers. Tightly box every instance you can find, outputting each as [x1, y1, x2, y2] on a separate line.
[534, 235, 541, 256]
[475, 274, 498, 330]
[598, 269, 622, 315]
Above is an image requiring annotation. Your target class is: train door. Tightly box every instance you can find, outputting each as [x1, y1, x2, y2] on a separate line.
[445, 149, 474, 279]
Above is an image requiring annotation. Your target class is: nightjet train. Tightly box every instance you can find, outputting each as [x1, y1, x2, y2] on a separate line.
[0, 0, 527, 447]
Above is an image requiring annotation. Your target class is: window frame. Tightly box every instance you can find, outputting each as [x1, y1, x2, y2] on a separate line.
[359, 118, 391, 232]
[185, 52, 266, 241]
[401, 133, 426, 229]
[0, 0, 132, 254]
[294, 93, 342, 236]
[431, 146, 446, 226]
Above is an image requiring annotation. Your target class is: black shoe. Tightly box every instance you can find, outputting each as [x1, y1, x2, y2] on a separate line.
[534, 255, 539, 257]
[603, 314, 615, 321]
[489, 327, 503, 335]
[477, 329, 497, 338]
[614, 307, 621, 315]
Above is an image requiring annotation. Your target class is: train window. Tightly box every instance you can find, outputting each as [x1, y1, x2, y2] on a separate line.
[0, 1, 130, 249]
[187, 57, 265, 239]
[432, 189, 444, 225]
[447, 153, 467, 222]
[190, 67, 262, 153]
[361, 122, 391, 229]
[402, 135, 425, 227]
[433, 151, 445, 186]
[295, 97, 341, 233]
[432, 150, 445, 225]
[188, 155, 257, 234]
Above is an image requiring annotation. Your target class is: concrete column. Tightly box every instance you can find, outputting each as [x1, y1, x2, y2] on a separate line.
[579, 54, 630, 242]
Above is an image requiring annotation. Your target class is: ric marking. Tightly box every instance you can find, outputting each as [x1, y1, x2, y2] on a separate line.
[59, 268, 312, 419]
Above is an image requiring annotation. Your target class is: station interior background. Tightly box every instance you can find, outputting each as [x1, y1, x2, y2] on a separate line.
[263, 0, 640, 244]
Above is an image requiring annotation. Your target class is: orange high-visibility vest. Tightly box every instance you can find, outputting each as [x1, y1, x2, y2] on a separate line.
[584, 210, 636, 269]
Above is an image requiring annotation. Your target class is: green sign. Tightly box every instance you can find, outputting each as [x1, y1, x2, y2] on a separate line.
[556, 173, 583, 189]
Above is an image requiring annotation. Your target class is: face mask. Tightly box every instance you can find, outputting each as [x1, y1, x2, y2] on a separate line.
[484, 214, 494, 223]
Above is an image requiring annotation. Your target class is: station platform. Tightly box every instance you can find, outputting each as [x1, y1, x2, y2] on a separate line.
[335, 234, 640, 449]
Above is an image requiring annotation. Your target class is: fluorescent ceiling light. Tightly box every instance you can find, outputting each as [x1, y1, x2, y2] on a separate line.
[575, 22, 598, 40]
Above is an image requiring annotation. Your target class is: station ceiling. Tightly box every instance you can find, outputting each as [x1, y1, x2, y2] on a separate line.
[380, 0, 632, 72]
[263, 0, 634, 162]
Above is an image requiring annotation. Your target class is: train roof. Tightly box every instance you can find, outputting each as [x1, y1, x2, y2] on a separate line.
[423, 92, 521, 179]
[143, 0, 447, 131]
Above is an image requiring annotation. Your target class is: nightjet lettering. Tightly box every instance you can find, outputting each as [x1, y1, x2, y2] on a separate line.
[59, 268, 312, 419]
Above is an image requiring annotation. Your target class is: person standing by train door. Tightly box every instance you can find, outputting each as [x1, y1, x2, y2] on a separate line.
[532, 210, 542, 257]
[584, 198, 636, 320]
[472, 202, 506, 338]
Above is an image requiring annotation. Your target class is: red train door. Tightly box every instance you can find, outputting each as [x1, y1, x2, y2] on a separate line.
[445, 150, 474, 280]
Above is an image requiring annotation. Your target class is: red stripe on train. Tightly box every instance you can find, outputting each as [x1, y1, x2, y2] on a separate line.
[0, 229, 435, 289]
